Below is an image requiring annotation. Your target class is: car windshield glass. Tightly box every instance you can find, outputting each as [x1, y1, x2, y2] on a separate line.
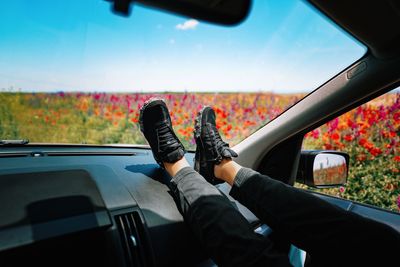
[0, 0, 366, 149]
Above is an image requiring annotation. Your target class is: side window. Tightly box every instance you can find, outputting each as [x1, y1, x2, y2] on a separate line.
[299, 89, 400, 212]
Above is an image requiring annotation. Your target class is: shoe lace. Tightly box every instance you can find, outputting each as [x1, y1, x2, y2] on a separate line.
[206, 124, 228, 158]
[157, 123, 181, 152]
[212, 125, 227, 148]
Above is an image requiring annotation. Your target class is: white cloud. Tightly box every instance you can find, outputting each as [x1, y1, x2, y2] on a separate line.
[175, 19, 199, 30]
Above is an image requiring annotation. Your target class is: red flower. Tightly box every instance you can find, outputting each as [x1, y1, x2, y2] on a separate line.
[394, 156, 400, 162]
[359, 138, 367, 146]
[324, 144, 333, 150]
[331, 132, 340, 140]
[359, 128, 367, 135]
[344, 134, 353, 142]
[394, 112, 400, 123]
[370, 148, 382, 157]
[359, 138, 374, 151]
[244, 120, 256, 127]
[347, 119, 356, 129]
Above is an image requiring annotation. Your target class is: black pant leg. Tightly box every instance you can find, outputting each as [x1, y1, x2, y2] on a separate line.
[170, 167, 291, 267]
[229, 168, 400, 266]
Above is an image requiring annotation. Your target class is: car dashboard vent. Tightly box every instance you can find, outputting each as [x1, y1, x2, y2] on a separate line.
[114, 211, 151, 267]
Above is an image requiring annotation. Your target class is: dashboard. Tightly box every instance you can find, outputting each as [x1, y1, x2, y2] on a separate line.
[0, 145, 260, 267]
[1, 145, 398, 266]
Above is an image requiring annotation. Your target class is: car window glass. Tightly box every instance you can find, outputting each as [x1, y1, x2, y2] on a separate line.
[299, 88, 400, 212]
[0, 0, 366, 149]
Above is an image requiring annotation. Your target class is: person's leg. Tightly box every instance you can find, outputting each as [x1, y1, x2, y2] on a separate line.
[139, 99, 291, 267]
[215, 159, 400, 266]
[192, 106, 399, 266]
[164, 158, 291, 267]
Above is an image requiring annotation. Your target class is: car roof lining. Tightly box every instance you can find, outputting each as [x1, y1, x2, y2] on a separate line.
[308, 0, 400, 59]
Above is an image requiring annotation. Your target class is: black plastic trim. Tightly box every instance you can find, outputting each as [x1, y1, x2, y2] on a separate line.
[112, 208, 155, 267]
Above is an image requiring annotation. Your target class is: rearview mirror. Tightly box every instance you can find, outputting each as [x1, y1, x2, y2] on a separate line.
[105, 0, 251, 25]
[297, 151, 349, 188]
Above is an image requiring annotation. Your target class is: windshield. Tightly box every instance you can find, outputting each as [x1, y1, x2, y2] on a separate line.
[0, 0, 366, 149]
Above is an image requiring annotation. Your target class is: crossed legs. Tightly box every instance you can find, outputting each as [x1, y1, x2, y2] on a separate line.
[139, 99, 400, 267]
[166, 157, 291, 267]
[166, 157, 400, 267]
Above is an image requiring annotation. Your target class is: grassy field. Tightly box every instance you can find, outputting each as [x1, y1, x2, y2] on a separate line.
[1, 91, 399, 211]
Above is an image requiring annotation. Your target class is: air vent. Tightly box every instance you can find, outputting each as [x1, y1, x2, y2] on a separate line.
[114, 211, 150, 267]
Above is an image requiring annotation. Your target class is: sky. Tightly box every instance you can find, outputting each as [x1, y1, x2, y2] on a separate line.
[0, 0, 366, 93]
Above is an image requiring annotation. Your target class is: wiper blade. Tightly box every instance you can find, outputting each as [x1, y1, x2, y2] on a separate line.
[0, 139, 29, 145]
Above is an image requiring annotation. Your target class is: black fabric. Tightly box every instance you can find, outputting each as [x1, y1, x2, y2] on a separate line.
[170, 167, 400, 267]
[230, 168, 400, 267]
[170, 167, 291, 267]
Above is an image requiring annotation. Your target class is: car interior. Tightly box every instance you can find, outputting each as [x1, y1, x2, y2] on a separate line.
[1, 0, 399, 266]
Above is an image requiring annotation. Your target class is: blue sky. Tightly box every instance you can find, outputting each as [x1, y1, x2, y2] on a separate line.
[0, 0, 366, 93]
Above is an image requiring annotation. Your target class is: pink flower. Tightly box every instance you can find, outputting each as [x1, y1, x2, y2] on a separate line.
[397, 195, 400, 210]
[93, 93, 102, 100]
[328, 118, 339, 133]
[310, 129, 320, 139]
[339, 186, 345, 193]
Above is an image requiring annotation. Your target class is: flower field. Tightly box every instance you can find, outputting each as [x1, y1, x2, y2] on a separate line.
[302, 92, 400, 211]
[0, 91, 399, 211]
[0, 92, 303, 147]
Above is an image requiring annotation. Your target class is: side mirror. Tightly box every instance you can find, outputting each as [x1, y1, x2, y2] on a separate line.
[296, 151, 349, 188]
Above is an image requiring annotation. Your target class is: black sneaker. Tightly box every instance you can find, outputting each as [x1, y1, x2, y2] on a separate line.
[194, 106, 238, 184]
[139, 98, 185, 168]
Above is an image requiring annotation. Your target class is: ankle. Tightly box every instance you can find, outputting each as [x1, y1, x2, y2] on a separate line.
[214, 159, 242, 186]
[164, 158, 190, 177]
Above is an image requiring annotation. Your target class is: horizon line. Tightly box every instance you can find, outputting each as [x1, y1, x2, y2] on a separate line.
[0, 89, 309, 95]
